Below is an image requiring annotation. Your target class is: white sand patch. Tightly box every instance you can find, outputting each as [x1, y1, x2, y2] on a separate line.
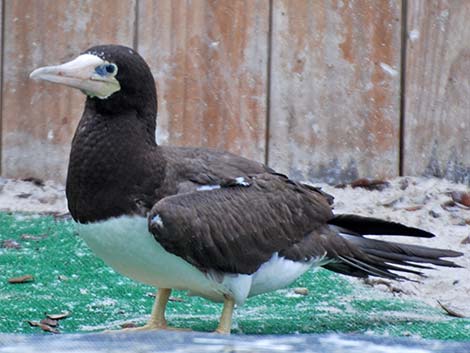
[0, 177, 67, 214]
[316, 177, 469, 317]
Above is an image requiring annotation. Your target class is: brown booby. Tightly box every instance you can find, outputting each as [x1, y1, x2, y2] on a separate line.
[30, 45, 462, 334]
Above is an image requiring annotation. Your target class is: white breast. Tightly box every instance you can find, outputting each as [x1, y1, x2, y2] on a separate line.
[77, 215, 322, 305]
[78, 216, 226, 298]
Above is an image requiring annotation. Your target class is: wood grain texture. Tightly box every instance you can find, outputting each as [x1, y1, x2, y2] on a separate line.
[268, 0, 401, 183]
[137, 0, 269, 163]
[2, 0, 136, 182]
[404, 1, 470, 183]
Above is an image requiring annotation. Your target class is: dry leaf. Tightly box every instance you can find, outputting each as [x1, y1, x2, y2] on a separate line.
[451, 191, 470, 208]
[1, 239, 21, 249]
[8, 275, 34, 284]
[405, 205, 423, 212]
[40, 318, 59, 327]
[461, 235, 470, 245]
[16, 193, 32, 199]
[45, 312, 70, 320]
[437, 300, 466, 318]
[441, 200, 459, 211]
[169, 297, 185, 302]
[350, 178, 390, 191]
[22, 177, 45, 187]
[363, 278, 406, 294]
[52, 212, 72, 221]
[293, 287, 309, 296]
[20, 234, 48, 241]
[38, 323, 59, 334]
[120, 322, 137, 329]
[27, 320, 60, 334]
[27, 320, 40, 327]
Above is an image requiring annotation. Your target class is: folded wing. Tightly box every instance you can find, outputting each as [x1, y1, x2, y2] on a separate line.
[148, 173, 333, 274]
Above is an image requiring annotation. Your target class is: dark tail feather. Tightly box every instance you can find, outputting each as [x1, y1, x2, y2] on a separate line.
[328, 214, 435, 238]
[323, 214, 463, 280]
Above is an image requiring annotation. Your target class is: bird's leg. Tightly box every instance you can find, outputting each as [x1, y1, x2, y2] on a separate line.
[106, 288, 189, 333]
[215, 295, 235, 334]
[145, 287, 172, 329]
[137, 288, 191, 331]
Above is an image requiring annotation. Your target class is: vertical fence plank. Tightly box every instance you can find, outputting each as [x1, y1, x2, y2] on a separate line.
[268, 0, 401, 183]
[2, 0, 136, 182]
[404, 1, 470, 183]
[137, 0, 269, 163]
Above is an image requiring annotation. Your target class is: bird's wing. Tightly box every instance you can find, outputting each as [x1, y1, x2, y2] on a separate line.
[159, 145, 333, 204]
[148, 173, 333, 274]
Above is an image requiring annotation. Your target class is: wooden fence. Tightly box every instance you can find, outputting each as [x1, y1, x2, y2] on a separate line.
[1, 0, 470, 184]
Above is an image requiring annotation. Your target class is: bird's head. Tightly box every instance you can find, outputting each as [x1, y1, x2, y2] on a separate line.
[30, 44, 157, 115]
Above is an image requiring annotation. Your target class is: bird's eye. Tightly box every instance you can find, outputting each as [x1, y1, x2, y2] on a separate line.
[95, 63, 117, 76]
[105, 64, 116, 74]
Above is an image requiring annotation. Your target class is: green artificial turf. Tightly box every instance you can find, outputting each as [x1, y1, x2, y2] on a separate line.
[0, 212, 469, 339]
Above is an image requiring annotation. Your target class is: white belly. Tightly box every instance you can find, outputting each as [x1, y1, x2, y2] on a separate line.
[77, 215, 321, 305]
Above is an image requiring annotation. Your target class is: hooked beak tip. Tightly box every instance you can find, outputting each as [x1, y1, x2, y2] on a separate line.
[29, 67, 45, 80]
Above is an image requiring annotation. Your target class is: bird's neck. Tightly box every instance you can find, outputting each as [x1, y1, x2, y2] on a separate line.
[84, 97, 157, 143]
[66, 105, 165, 223]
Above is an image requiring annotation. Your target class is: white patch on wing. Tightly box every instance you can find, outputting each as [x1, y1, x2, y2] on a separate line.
[338, 232, 359, 241]
[197, 184, 221, 191]
[150, 214, 163, 227]
[234, 177, 250, 186]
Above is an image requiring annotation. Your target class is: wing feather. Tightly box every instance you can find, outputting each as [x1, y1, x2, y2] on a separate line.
[148, 174, 333, 274]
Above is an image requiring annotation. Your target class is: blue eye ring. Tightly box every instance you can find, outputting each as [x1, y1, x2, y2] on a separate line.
[95, 63, 117, 76]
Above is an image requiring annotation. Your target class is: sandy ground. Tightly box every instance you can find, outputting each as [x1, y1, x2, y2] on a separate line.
[0, 177, 67, 215]
[319, 177, 470, 317]
[0, 176, 468, 316]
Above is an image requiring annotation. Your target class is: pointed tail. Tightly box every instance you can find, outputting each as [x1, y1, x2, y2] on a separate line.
[323, 214, 462, 280]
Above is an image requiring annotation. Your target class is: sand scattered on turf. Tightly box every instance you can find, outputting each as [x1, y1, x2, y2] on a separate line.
[0, 176, 468, 316]
[318, 177, 469, 317]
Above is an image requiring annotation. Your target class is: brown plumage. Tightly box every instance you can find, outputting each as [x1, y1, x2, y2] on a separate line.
[149, 173, 332, 274]
[149, 173, 461, 279]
